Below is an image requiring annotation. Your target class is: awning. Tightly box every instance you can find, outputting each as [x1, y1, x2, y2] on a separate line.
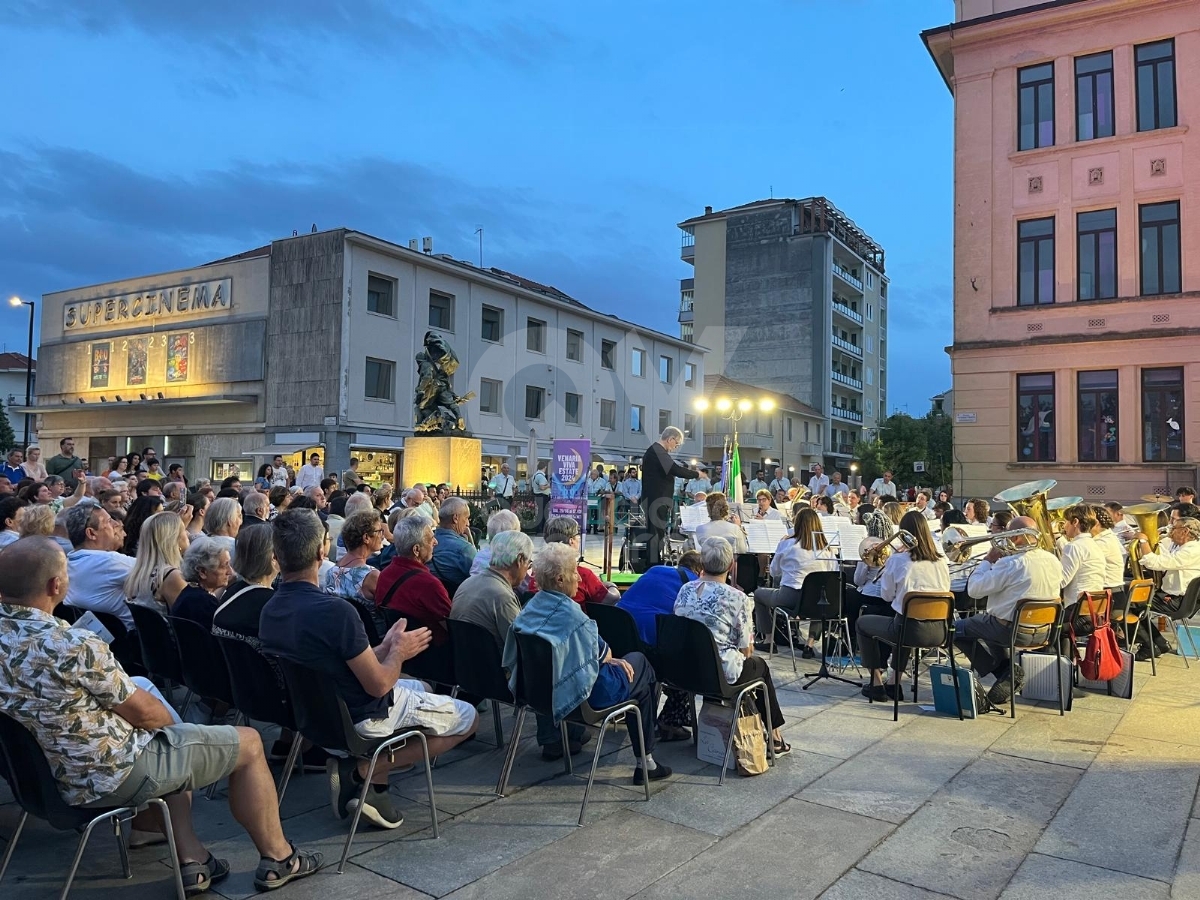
[595, 453, 630, 463]
[13, 394, 257, 414]
[243, 441, 323, 457]
[350, 442, 404, 451]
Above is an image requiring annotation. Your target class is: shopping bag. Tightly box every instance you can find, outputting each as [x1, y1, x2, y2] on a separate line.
[732, 698, 769, 777]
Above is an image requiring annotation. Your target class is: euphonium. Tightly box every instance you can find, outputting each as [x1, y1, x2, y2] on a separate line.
[993, 479, 1058, 554]
[863, 530, 917, 578]
[1124, 501, 1169, 581]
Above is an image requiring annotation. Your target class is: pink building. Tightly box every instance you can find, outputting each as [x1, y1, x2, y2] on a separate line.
[923, 0, 1200, 502]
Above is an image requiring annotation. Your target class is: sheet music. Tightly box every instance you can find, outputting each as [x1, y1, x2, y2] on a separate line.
[743, 520, 788, 554]
[834, 523, 868, 561]
[945, 523, 990, 557]
[679, 503, 709, 533]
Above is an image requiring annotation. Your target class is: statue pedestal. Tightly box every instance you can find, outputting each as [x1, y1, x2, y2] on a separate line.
[403, 436, 482, 491]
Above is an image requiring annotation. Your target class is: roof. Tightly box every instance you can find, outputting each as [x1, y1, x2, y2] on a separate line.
[202, 245, 272, 266]
[678, 198, 790, 228]
[0, 352, 35, 370]
[703, 374, 823, 419]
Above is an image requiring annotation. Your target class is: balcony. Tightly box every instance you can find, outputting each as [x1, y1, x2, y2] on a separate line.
[833, 261, 863, 292]
[832, 333, 863, 358]
[831, 369, 863, 391]
[831, 406, 863, 423]
[703, 430, 775, 451]
[832, 300, 863, 325]
[678, 292, 694, 324]
[681, 230, 695, 263]
[828, 442, 856, 457]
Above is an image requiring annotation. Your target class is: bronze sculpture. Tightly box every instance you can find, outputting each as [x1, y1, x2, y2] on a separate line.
[414, 331, 474, 435]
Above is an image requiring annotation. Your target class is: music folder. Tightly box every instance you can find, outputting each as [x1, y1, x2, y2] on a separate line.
[743, 520, 788, 554]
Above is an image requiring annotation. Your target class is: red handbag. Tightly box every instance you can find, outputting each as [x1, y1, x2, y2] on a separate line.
[1077, 596, 1122, 682]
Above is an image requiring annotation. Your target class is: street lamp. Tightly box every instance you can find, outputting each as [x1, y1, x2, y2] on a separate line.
[8, 296, 34, 447]
[693, 393, 776, 497]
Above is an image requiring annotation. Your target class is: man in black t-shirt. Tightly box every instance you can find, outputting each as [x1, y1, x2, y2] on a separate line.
[259, 510, 477, 830]
[641, 426, 699, 568]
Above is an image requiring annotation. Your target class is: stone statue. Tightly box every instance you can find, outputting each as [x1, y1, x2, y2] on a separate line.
[414, 331, 475, 435]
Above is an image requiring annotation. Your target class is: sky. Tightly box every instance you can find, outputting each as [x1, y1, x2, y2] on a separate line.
[0, 0, 955, 414]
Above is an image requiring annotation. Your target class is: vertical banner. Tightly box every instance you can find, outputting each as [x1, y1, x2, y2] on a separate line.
[550, 439, 590, 536]
[90, 342, 111, 388]
[126, 337, 148, 385]
[165, 332, 190, 382]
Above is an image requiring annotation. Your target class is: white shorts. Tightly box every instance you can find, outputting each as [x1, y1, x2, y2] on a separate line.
[354, 679, 476, 740]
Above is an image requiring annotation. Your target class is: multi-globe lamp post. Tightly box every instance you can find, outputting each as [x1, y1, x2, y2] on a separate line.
[692, 394, 775, 497]
[8, 296, 34, 447]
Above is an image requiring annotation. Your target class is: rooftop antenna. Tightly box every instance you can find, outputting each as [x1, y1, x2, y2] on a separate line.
[474, 226, 483, 268]
[770, 184, 773, 199]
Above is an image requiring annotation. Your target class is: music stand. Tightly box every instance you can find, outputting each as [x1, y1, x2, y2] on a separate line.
[799, 570, 863, 690]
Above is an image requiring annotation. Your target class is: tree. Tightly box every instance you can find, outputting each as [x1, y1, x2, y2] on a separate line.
[853, 412, 953, 490]
[0, 402, 15, 455]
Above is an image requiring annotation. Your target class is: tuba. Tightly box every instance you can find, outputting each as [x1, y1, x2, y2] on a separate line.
[1124, 501, 1169, 581]
[993, 479, 1058, 554]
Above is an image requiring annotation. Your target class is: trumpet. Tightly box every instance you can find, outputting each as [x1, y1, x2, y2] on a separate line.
[861, 530, 917, 578]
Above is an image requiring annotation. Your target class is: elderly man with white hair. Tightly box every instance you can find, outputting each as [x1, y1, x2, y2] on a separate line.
[430, 497, 476, 596]
[242, 492, 270, 527]
[450, 530, 534, 650]
[470, 509, 522, 576]
[375, 515, 451, 645]
[1134, 516, 1200, 657]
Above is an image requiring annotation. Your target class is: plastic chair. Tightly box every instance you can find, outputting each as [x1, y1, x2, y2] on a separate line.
[128, 604, 192, 717]
[52, 602, 81, 624]
[168, 617, 236, 715]
[379, 609, 457, 692]
[272, 656, 438, 873]
[769, 571, 857, 682]
[873, 591, 962, 722]
[1008, 599, 1066, 719]
[654, 615, 775, 785]
[585, 603, 647, 659]
[1150, 576, 1200, 668]
[0, 712, 186, 900]
[446, 619, 524, 796]
[216, 637, 302, 805]
[511, 630, 650, 825]
[349, 599, 382, 647]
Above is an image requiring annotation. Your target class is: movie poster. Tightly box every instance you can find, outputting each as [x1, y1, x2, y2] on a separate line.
[90, 342, 111, 388]
[126, 337, 148, 386]
[166, 332, 189, 383]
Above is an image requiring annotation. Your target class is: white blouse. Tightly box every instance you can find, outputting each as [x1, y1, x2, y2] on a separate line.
[769, 538, 838, 590]
[879, 552, 951, 615]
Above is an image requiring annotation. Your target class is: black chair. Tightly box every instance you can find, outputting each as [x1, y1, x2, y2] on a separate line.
[585, 603, 646, 659]
[379, 609, 457, 692]
[216, 637, 302, 805]
[128, 604, 192, 716]
[168, 617, 236, 715]
[348, 599, 382, 647]
[872, 591, 963, 722]
[0, 712, 187, 900]
[447, 619, 523, 796]
[770, 571, 858, 685]
[94, 611, 147, 678]
[654, 615, 774, 785]
[1151, 576, 1200, 668]
[52, 602, 80, 624]
[272, 656, 438, 873]
[511, 631, 650, 826]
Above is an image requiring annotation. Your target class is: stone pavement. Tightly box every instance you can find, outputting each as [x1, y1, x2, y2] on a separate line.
[4, 637, 1200, 900]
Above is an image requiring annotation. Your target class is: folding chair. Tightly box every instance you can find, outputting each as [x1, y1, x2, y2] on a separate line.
[1008, 599, 1066, 718]
[128, 604, 192, 717]
[1150, 576, 1200, 668]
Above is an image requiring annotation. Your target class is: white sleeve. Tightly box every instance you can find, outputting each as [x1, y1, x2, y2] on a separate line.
[966, 559, 1002, 600]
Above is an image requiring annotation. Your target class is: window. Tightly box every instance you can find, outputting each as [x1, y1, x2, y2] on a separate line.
[1018, 62, 1055, 150]
[428, 290, 453, 330]
[364, 357, 394, 401]
[1017, 217, 1055, 306]
[564, 392, 581, 425]
[566, 329, 583, 362]
[631, 404, 645, 433]
[658, 409, 671, 434]
[866, 367, 874, 385]
[659, 355, 673, 384]
[600, 399, 616, 430]
[601, 340, 616, 370]
[524, 385, 545, 420]
[1077, 209, 1117, 300]
[631, 348, 646, 377]
[481, 305, 504, 343]
[787, 417, 793, 442]
[680, 322, 693, 343]
[816, 424, 821, 443]
[683, 414, 695, 439]
[684, 362, 696, 387]
[1142, 367, 1184, 462]
[1140, 201, 1181, 295]
[866, 304, 874, 321]
[866, 270, 875, 288]
[1075, 52, 1114, 141]
[866, 335, 874, 353]
[1136, 39, 1177, 132]
[525, 317, 545, 354]
[1077, 370, 1119, 462]
[366, 274, 395, 317]
[479, 378, 501, 415]
[804, 421, 810, 441]
[1017, 373, 1056, 461]
[866, 399, 874, 416]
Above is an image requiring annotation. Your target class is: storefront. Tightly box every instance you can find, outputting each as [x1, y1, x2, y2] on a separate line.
[350, 447, 400, 488]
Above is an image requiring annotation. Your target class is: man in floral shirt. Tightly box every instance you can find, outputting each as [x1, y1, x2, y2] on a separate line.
[0, 537, 321, 893]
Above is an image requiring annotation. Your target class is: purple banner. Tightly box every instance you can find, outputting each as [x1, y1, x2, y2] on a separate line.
[550, 439, 590, 535]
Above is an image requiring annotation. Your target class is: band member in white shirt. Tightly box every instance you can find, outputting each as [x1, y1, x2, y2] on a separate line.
[1135, 517, 1200, 655]
[1090, 505, 1127, 594]
[1058, 504, 1107, 609]
[869, 471, 898, 500]
[749, 489, 783, 523]
[964, 498, 990, 527]
[752, 508, 838, 654]
[958, 516, 1063, 705]
[856, 512, 950, 702]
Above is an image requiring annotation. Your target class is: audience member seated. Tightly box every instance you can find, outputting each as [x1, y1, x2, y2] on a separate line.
[242, 492, 270, 529]
[0, 536, 321, 893]
[429, 497, 477, 596]
[322, 510, 387, 634]
[375, 516, 451, 645]
[213, 523, 278, 645]
[203, 497, 242, 557]
[694, 494, 748, 555]
[527, 516, 618, 606]
[259, 509, 477, 830]
[449, 530, 534, 650]
[64, 500, 136, 631]
[124, 511, 189, 612]
[122, 494, 165, 556]
[468, 509, 530, 588]
[504, 543, 671, 784]
[171, 537, 234, 630]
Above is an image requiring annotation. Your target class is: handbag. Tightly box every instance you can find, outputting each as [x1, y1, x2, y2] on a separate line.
[732, 697, 769, 777]
[1075, 598, 1122, 682]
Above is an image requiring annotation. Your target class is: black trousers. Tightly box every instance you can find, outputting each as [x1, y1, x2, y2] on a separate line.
[753, 586, 825, 644]
[737, 655, 785, 732]
[843, 586, 891, 648]
[616, 651, 659, 757]
[642, 496, 673, 568]
[535, 494, 549, 533]
[857, 614, 946, 675]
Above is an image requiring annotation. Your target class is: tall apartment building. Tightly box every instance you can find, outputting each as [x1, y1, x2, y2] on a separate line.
[923, 0, 1199, 500]
[678, 197, 889, 473]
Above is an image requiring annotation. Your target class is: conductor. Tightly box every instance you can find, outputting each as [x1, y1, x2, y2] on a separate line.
[641, 426, 699, 568]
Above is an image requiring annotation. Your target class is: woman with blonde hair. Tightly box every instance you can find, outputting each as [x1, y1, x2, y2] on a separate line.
[124, 511, 190, 611]
[21, 445, 46, 481]
[17, 504, 55, 538]
[372, 483, 394, 513]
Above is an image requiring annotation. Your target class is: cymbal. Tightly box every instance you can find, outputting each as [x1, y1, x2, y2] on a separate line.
[1140, 493, 1175, 503]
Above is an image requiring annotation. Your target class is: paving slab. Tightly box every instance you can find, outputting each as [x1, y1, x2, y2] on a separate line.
[786, 704, 914, 759]
[442, 809, 714, 900]
[998, 853, 1169, 900]
[631, 798, 893, 900]
[1174, 817, 1200, 900]
[1035, 735, 1198, 882]
[858, 752, 1081, 900]
[774, 685, 846, 722]
[215, 862, 428, 900]
[819, 868, 959, 899]
[800, 714, 1012, 823]
[638, 747, 841, 836]
[1115, 695, 1200, 749]
[987, 706, 1121, 769]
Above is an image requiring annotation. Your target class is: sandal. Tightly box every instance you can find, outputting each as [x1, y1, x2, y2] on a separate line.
[180, 854, 230, 897]
[771, 739, 791, 758]
[253, 842, 323, 892]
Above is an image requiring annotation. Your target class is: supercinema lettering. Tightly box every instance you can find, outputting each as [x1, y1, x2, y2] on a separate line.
[63, 279, 232, 331]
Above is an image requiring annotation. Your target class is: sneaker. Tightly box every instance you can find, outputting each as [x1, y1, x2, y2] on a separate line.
[346, 788, 405, 830]
[327, 757, 358, 821]
[987, 677, 1015, 707]
[1010, 662, 1026, 695]
[632, 763, 673, 785]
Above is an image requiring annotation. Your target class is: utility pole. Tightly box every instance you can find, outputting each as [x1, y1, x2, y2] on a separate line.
[474, 226, 483, 268]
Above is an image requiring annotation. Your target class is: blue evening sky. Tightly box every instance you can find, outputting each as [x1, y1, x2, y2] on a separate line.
[0, 0, 954, 413]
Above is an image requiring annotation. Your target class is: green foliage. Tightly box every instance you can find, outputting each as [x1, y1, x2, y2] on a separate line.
[0, 402, 16, 455]
[853, 412, 953, 489]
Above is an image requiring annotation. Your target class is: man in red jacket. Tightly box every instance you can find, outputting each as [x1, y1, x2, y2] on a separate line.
[375, 516, 451, 645]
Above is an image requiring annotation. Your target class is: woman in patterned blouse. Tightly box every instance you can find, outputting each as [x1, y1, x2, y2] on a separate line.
[674, 537, 790, 756]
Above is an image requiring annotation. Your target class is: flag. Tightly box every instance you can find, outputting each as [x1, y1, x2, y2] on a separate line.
[728, 436, 743, 506]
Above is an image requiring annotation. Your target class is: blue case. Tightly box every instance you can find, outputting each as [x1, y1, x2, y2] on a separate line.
[929, 664, 978, 719]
